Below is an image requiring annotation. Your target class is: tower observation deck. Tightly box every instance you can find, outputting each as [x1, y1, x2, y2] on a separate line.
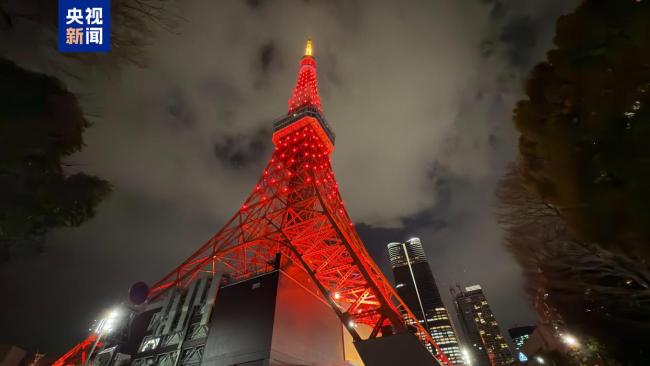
[54, 40, 452, 366]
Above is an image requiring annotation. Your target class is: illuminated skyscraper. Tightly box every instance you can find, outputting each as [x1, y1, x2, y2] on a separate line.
[452, 285, 514, 366]
[508, 325, 535, 351]
[387, 238, 465, 365]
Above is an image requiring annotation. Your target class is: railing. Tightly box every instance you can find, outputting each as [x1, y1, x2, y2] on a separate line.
[186, 324, 209, 340]
[161, 331, 183, 347]
[273, 106, 336, 144]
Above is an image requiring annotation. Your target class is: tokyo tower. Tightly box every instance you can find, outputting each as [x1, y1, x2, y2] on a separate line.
[54, 40, 452, 366]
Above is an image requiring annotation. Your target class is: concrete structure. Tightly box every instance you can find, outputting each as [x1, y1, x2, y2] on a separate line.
[67, 262, 440, 366]
[201, 269, 344, 366]
[125, 263, 346, 366]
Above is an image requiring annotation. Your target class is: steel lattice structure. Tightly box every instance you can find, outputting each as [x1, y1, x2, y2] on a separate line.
[53, 334, 101, 366]
[56, 40, 452, 366]
[146, 40, 452, 366]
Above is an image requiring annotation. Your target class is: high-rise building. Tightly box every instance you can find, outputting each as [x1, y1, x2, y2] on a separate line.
[387, 238, 465, 365]
[452, 285, 514, 366]
[508, 326, 535, 350]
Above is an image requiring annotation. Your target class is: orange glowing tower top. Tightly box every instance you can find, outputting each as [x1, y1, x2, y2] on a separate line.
[273, 39, 335, 153]
[288, 39, 322, 113]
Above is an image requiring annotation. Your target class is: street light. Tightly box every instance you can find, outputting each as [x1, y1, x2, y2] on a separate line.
[102, 309, 121, 333]
[561, 334, 579, 348]
[461, 348, 472, 365]
[84, 307, 122, 366]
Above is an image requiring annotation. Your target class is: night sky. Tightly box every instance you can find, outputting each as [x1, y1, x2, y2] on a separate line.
[0, 0, 580, 354]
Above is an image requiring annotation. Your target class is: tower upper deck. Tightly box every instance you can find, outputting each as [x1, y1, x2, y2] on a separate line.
[272, 40, 335, 153]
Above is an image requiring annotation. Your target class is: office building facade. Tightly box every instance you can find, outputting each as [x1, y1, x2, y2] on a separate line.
[387, 238, 464, 365]
[452, 285, 514, 366]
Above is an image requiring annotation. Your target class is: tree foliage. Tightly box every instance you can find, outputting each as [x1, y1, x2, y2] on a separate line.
[514, 0, 650, 258]
[0, 59, 111, 262]
[497, 165, 650, 364]
[0, 0, 178, 261]
[501, 1, 650, 363]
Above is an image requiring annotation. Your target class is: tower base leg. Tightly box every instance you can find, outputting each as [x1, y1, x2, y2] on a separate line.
[354, 333, 441, 366]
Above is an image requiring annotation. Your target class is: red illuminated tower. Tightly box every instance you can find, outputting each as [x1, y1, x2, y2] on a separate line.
[52, 334, 101, 366]
[55, 40, 452, 366]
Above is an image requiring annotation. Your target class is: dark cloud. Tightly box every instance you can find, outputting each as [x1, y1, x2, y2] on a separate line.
[213, 128, 271, 168]
[259, 41, 275, 74]
[165, 89, 196, 126]
[478, 0, 576, 70]
[246, 0, 264, 10]
[0, 0, 581, 354]
[500, 17, 538, 67]
[482, 0, 507, 21]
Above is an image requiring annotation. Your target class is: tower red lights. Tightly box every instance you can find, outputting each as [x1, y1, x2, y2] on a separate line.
[287, 39, 323, 114]
[148, 40, 452, 365]
[52, 334, 101, 366]
[58, 40, 453, 366]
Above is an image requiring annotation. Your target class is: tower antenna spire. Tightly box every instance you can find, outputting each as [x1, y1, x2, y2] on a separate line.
[288, 38, 322, 114]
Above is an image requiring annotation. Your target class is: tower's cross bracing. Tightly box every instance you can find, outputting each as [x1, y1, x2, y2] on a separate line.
[147, 40, 453, 366]
[54, 40, 453, 366]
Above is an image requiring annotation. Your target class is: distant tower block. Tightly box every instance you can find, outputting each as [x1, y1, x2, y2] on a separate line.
[453, 285, 514, 366]
[55, 40, 453, 366]
[388, 238, 465, 365]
